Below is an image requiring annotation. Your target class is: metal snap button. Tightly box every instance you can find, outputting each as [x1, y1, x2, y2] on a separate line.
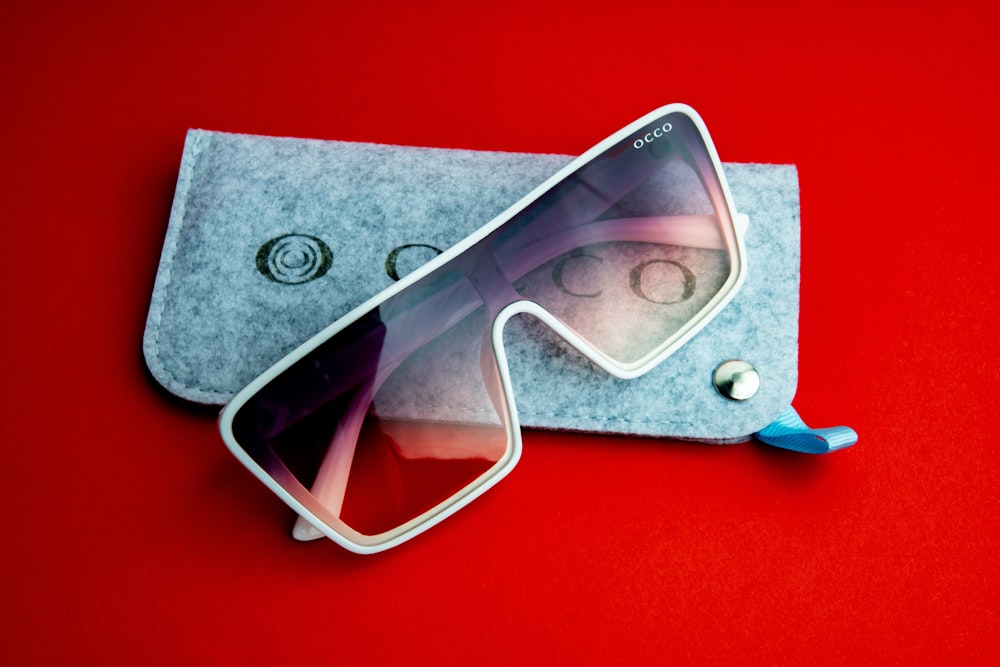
[713, 360, 760, 401]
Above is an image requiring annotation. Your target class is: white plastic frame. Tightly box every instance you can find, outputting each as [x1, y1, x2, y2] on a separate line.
[218, 103, 747, 554]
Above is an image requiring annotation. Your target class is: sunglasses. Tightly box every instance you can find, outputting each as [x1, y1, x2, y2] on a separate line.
[219, 104, 747, 553]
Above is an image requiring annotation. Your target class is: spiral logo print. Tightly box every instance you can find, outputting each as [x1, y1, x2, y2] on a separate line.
[256, 234, 333, 285]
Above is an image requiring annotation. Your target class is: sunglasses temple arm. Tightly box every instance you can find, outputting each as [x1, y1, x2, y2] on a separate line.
[499, 214, 727, 281]
[290, 376, 374, 540]
[291, 325, 438, 539]
[683, 133, 744, 250]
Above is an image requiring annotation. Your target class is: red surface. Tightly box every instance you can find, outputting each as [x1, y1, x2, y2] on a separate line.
[2, 1, 998, 664]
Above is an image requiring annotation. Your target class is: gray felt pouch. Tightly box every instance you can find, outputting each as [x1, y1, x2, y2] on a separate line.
[144, 130, 801, 443]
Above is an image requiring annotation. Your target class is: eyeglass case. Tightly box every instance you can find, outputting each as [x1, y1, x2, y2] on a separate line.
[144, 129, 802, 443]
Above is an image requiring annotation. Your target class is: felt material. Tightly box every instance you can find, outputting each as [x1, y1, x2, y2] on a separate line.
[143, 129, 799, 441]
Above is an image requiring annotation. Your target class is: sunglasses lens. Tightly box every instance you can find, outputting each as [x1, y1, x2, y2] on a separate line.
[229, 270, 511, 544]
[499, 113, 737, 365]
[222, 107, 741, 550]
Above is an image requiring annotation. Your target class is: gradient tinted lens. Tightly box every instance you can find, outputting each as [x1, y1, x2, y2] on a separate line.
[231, 268, 511, 543]
[495, 113, 736, 365]
[224, 108, 740, 549]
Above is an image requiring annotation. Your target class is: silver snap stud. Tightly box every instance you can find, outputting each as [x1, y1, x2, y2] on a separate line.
[713, 360, 760, 401]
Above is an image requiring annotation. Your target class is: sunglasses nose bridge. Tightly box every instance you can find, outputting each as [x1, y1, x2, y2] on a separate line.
[485, 300, 584, 381]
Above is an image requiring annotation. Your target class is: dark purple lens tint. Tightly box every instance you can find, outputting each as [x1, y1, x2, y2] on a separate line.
[498, 116, 731, 364]
[224, 108, 741, 550]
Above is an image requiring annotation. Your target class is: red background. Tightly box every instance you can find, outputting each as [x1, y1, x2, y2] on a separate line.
[2, 1, 998, 664]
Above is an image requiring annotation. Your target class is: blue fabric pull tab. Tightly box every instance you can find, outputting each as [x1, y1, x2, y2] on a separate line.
[753, 406, 858, 454]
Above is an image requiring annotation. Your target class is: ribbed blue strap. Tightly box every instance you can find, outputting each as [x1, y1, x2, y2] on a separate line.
[753, 406, 858, 454]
